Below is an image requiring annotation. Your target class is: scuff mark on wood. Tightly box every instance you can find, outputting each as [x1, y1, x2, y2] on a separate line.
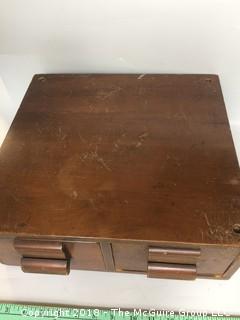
[80, 145, 111, 171]
[137, 74, 145, 80]
[97, 86, 122, 100]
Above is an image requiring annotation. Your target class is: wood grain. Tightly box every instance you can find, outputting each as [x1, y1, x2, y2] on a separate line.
[0, 74, 240, 279]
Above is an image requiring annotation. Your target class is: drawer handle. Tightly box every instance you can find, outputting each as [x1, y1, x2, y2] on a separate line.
[14, 239, 67, 259]
[148, 262, 197, 280]
[148, 247, 200, 264]
[21, 258, 70, 275]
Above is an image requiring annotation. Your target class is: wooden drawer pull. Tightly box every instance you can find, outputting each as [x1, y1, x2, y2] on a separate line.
[148, 262, 197, 280]
[21, 258, 70, 275]
[148, 247, 200, 264]
[14, 239, 67, 259]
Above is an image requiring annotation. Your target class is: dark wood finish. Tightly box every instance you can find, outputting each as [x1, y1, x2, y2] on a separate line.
[0, 74, 239, 279]
[148, 262, 197, 280]
[21, 258, 70, 275]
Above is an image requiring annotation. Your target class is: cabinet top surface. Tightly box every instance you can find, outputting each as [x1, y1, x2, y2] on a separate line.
[0, 74, 239, 245]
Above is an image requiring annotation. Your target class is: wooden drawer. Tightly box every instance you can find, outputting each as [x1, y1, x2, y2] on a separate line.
[112, 242, 240, 280]
[147, 247, 200, 280]
[147, 246, 201, 280]
[0, 238, 240, 279]
[148, 247, 201, 264]
[148, 263, 197, 280]
[0, 238, 106, 275]
[21, 258, 70, 275]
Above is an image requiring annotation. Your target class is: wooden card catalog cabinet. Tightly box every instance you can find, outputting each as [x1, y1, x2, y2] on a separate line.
[0, 74, 240, 280]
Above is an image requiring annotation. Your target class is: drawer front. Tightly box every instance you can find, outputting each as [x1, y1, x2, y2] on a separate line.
[112, 242, 240, 279]
[13, 238, 105, 275]
[14, 239, 67, 259]
[148, 262, 197, 280]
[148, 247, 200, 264]
[1, 238, 240, 279]
[148, 247, 200, 280]
[21, 258, 70, 275]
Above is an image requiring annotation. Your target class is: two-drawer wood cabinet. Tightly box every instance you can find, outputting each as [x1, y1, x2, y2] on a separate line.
[0, 238, 239, 279]
[0, 74, 240, 280]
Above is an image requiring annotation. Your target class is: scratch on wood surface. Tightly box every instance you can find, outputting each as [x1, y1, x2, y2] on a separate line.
[135, 141, 142, 148]
[78, 134, 86, 143]
[135, 131, 149, 148]
[88, 104, 95, 112]
[89, 198, 97, 210]
[80, 146, 111, 171]
[112, 132, 127, 153]
[37, 76, 46, 82]
[202, 211, 234, 243]
[137, 74, 145, 80]
[113, 143, 119, 150]
[5, 189, 20, 203]
[96, 157, 111, 171]
[228, 177, 240, 185]
[98, 86, 122, 100]
[204, 212, 211, 228]
[72, 190, 78, 199]
[57, 127, 67, 140]
[139, 132, 149, 140]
